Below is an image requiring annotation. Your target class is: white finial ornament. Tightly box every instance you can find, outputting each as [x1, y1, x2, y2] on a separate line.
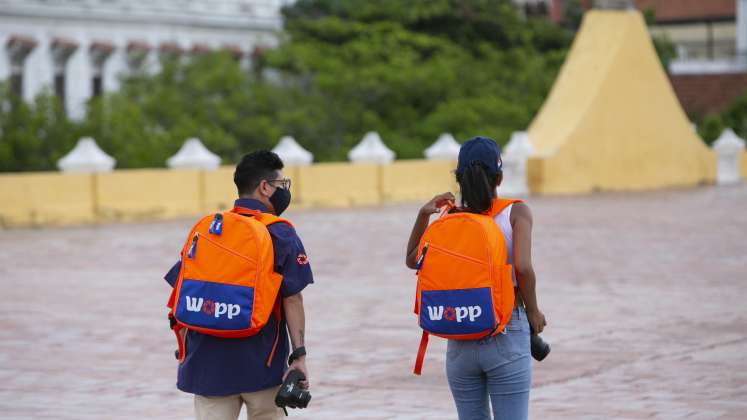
[348, 131, 396, 164]
[424, 133, 461, 160]
[272, 136, 313, 166]
[166, 138, 221, 170]
[57, 137, 116, 173]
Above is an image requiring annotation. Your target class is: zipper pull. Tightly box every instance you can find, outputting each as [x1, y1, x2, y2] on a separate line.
[186, 234, 198, 259]
[415, 243, 429, 274]
[208, 213, 223, 235]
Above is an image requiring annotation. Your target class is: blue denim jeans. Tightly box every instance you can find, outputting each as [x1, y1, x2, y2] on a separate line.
[446, 306, 531, 420]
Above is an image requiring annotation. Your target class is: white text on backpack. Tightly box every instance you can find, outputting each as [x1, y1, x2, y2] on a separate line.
[426, 305, 482, 322]
[185, 296, 241, 319]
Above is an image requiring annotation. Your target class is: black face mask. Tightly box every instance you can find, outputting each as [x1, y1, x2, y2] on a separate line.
[269, 187, 291, 216]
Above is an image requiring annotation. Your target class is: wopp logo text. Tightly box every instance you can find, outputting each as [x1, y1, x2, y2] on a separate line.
[185, 296, 241, 319]
[427, 305, 482, 322]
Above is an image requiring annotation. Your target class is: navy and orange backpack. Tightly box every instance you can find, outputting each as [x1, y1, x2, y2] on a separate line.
[413, 198, 522, 375]
[167, 206, 291, 366]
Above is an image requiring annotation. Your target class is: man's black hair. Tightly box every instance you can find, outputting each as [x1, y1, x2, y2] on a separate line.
[234, 150, 284, 196]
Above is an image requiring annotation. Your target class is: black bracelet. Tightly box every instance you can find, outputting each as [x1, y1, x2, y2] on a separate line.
[288, 346, 306, 365]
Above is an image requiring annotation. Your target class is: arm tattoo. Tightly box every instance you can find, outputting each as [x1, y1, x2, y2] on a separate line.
[292, 329, 305, 350]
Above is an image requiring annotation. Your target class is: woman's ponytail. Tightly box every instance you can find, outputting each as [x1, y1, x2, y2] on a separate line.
[457, 162, 497, 214]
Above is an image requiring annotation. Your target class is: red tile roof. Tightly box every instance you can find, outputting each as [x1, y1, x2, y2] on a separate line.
[576, 1, 735, 22]
[634, 0, 735, 22]
[670, 73, 747, 115]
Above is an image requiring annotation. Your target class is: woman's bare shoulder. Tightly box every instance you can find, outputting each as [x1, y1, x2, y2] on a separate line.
[510, 201, 532, 225]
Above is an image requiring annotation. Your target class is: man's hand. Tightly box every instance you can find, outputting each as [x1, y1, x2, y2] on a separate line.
[419, 192, 456, 216]
[284, 356, 309, 389]
[526, 308, 547, 335]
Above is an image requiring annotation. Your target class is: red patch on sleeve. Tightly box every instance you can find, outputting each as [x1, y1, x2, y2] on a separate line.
[296, 254, 309, 265]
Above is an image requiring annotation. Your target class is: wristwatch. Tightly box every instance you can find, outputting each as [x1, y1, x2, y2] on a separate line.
[288, 346, 306, 365]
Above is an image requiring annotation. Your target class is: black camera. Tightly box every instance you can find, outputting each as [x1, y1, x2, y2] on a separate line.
[530, 328, 551, 361]
[275, 369, 311, 411]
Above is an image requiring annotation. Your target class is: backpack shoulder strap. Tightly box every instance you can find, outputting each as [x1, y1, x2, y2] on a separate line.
[230, 206, 294, 228]
[485, 198, 524, 218]
[257, 213, 294, 228]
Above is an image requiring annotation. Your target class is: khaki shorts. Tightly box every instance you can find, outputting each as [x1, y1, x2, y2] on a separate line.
[194, 386, 283, 420]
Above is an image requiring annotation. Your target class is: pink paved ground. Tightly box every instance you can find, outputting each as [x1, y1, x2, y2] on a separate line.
[1, 185, 746, 419]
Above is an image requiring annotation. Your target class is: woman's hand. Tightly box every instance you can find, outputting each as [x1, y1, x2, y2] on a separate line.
[406, 192, 455, 268]
[419, 192, 456, 216]
[526, 308, 547, 335]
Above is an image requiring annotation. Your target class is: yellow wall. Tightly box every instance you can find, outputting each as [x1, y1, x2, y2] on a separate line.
[0, 172, 94, 227]
[381, 160, 458, 203]
[203, 166, 238, 212]
[527, 11, 716, 194]
[296, 163, 381, 207]
[0, 160, 463, 227]
[96, 169, 202, 222]
[4, 147, 734, 228]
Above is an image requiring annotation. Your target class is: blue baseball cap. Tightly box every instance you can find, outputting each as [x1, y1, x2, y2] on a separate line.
[456, 136, 503, 177]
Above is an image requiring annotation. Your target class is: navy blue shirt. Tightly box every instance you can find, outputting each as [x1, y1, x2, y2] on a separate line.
[164, 198, 313, 396]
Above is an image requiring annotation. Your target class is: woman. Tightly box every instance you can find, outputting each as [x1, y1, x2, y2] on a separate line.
[405, 136, 547, 420]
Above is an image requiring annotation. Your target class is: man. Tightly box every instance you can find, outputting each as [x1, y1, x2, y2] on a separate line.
[164, 150, 313, 420]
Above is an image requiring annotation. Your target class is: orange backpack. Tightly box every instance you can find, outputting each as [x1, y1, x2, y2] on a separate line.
[413, 198, 522, 375]
[167, 206, 292, 365]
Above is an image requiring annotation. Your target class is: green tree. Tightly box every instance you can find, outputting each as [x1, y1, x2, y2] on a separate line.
[264, 0, 569, 159]
[693, 89, 747, 145]
[1, 0, 572, 170]
[81, 52, 247, 168]
[0, 83, 79, 171]
[721, 89, 747, 140]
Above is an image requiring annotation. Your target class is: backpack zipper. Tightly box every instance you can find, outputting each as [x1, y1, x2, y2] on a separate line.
[195, 232, 257, 265]
[425, 242, 487, 266]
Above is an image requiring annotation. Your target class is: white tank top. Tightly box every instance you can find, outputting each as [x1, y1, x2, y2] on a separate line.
[493, 204, 516, 287]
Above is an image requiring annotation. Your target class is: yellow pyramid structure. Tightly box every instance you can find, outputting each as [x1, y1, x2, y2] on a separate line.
[526, 10, 715, 194]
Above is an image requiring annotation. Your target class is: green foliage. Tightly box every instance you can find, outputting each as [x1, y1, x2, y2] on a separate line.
[0, 83, 79, 172]
[694, 89, 747, 145]
[641, 7, 678, 71]
[721, 89, 747, 140]
[81, 52, 246, 168]
[268, 0, 569, 159]
[562, 0, 584, 30]
[1, 0, 571, 170]
[652, 34, 677, 71]
[697, 114, 725, 145]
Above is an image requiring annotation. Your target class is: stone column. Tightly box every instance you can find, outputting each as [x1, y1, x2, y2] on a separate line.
[13, 33, 50, 103]
[89, 41, 114, 97]
[190, 43, 212, 57]
[158, 42, 184, 64]
[222, 44, 244, 63]
[738, 0, 747, 65]
[126, 40, 151, 73]
[50, 37, 80, 116]
[5, 35, 37, 97]
[104, 40, 128, 93]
